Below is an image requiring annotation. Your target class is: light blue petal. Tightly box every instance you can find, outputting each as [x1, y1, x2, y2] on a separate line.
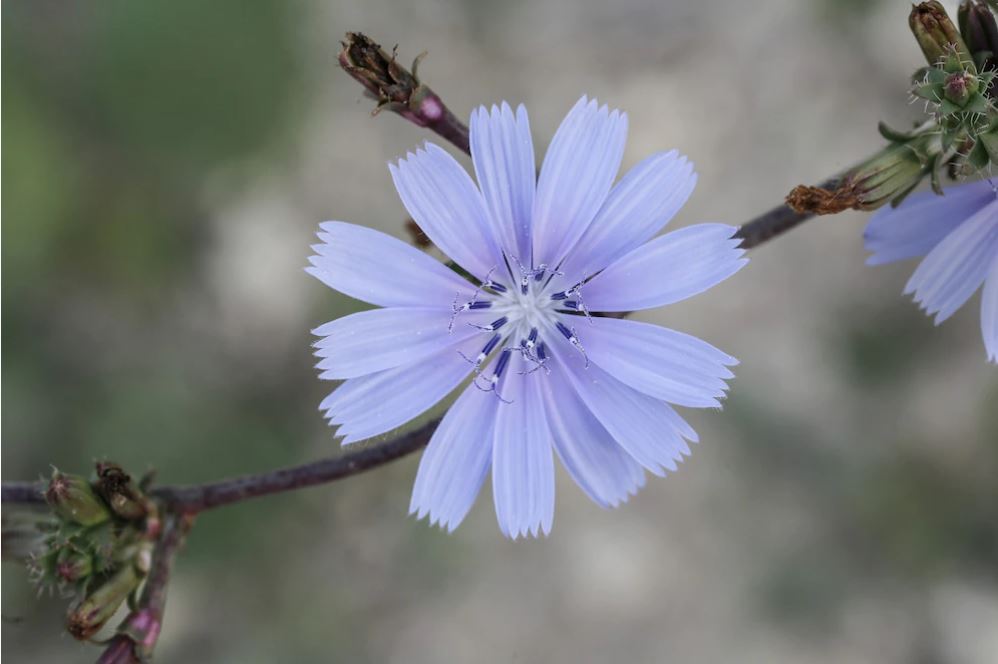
[904, 201, 998, 324]
[306, 221, 477, 307]
[983, 257, 998, 363]
[409, 383, 497, 532]
[582, 223, 748, 312]
[389, 143, 504, 281]
[575, 315, 737, 408]
[864, 180, 996, 265]
[542, 368, 645, 508]
[312, 307, 488, 379]
[532, 96, 627, 269]
[546, 335, 696, 476]
[470, 102, 535, 262]
[320, 336, 484, 444]
[492, 353, 555, 539]
[559, 151, 697, 284]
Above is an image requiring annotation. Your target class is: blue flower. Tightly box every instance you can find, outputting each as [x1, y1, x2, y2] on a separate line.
[864, 179, 998, 363]
[308, 96, 747, 538]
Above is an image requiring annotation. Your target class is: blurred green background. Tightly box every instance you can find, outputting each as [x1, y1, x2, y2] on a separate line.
[3, 0, 997, 662]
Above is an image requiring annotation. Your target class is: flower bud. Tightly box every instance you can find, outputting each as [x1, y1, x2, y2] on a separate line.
[911, 2, 975, 71]
[46, 471, 111, 527]
[848, 140, 934, 208]
[66, 563, 143, 640]
[95, 463, 148, 522]
[959, 1, 998, 94]
[944, 70, 980, 105]
[56, 546, 94, 584]
[959, 2, 998, 59]
[786, 139, 933, 214]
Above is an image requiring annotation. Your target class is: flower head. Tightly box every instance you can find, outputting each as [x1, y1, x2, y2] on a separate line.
[308, 96, 747, 537]
[864, 178, 998, 362]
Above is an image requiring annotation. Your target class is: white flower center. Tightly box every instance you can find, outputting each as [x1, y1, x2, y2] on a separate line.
[448, 264, 590, 402]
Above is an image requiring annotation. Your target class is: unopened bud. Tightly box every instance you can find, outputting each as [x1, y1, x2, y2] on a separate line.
[56, 546, 94, 583]
[959, 1, 998, 94]
[944, 70, 980, 104]
[95, 463, 148, 522]
[787, 139, 932, 214]
[67, 562, 143, 640]
[911, 2, 976, 71]
[46, 471, 111, 527]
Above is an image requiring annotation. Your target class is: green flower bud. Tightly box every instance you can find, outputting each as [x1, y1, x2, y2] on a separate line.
[56, 546, 94, 584]
[786, 138, 935, 214]
[45, 471, 111, 527]
[849, 139, 935, 208]
[944, 70, 980, 105]
[66, 563, 143, 640]
[911, 2, 976, 71]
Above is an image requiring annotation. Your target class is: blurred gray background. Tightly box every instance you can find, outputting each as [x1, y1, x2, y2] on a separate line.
[3, 0, 997, 662]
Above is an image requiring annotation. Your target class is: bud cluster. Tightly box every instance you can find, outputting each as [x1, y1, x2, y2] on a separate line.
[789, 2, 998, 215]
[30, 464, 158, 642]
[908, 1, 997, 178]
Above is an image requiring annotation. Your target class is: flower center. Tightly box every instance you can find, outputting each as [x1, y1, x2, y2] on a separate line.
[448, 263, 590, 402]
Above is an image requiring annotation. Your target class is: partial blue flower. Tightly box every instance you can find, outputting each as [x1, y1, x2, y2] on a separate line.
[864, 179, 998, 363]
[308, 96, 748, 538]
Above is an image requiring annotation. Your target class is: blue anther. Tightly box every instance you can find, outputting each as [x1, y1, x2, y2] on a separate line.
[494, 348, 512, 377]
[482, 333, 501, 356]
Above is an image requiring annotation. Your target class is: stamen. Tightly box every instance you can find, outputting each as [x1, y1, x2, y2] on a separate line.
[469, 316, 508, 332]
[556, 282, 592, 323]
[513, 328, 550, 374]
[458, 333, 501, 368]
[448, 268, 501, 332]
[525, 327, 539, 348]
[480, 266, 508, 294]
[511, 257, 564, 294]
[532, 263, 564, 281]
[555, 321, 589, 367]
[449, 291, 487, 332]
[473, 348, 513, 403]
